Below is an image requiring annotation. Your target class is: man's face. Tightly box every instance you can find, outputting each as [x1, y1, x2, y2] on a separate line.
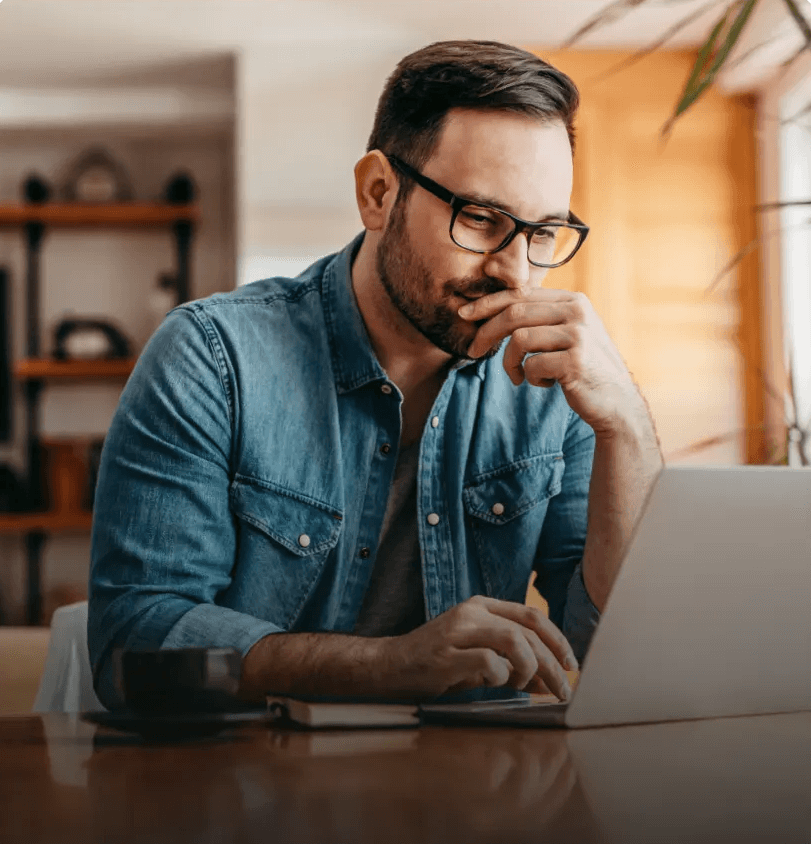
[376, 108, 574, 359]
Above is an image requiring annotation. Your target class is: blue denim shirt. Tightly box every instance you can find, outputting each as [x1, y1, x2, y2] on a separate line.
[88, 234, 600, 709]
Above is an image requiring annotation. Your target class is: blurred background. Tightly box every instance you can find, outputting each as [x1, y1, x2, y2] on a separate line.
[0, 0, 808, 703]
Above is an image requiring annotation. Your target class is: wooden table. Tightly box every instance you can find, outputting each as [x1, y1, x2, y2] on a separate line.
[2, 712, 809, 843]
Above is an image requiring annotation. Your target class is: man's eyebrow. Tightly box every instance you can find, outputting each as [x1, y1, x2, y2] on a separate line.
[458, 189, 569, 224]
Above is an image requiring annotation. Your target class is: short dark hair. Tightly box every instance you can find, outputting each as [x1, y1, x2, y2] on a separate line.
[367, 40, 579, 196]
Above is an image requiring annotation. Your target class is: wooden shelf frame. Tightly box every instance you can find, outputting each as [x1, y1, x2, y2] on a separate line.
[15, 358, 136, 381]
[0, 202, 199, 228]
[0, 510, 93, 536]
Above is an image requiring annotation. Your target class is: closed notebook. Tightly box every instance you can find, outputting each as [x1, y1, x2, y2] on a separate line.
[267, 696, 420, 728]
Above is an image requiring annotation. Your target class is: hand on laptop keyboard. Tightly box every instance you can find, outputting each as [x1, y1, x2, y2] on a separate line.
[379, 595, 578, 701]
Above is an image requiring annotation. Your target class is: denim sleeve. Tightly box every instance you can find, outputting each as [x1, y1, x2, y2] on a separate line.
[533, 410, 600, 662]
[88, 307, 282, 710]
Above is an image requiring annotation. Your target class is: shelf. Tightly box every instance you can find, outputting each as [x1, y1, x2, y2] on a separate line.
[15, 358, 136, 381]
[0, 510, 93, 535]
[0, 202, 198, 228]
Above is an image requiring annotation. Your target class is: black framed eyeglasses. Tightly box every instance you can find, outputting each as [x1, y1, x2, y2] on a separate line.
[387, 155, 589, 269]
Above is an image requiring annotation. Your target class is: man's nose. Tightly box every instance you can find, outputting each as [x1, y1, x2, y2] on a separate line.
[481, 232, 533, 293]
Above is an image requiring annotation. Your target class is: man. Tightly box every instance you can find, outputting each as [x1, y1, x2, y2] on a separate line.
[88, 40, 662, 710]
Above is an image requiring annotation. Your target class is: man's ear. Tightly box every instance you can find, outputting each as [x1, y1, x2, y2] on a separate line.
[354, 151, 399, 232]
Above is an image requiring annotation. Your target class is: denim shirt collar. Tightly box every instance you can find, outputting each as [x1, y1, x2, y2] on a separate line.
[323, 232, 485, 395]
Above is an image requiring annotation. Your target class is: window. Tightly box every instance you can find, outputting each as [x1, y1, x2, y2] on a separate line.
[779, 71, 811, 463]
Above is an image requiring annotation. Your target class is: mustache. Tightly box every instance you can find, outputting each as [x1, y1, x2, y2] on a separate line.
[446, 277, 507, 299]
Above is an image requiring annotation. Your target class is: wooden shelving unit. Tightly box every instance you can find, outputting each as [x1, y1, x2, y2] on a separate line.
[15, 358, 136, 381]
[0, 202, 199, 228]
[1, 200, 197, 624]
[0, 510, 93, 535]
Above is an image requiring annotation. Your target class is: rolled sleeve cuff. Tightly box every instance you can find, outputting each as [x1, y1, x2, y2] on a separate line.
[162, 604, 284, 656]
[562, 562, 601, 662]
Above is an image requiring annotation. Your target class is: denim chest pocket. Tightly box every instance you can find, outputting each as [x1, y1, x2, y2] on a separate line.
[463, 454, 565, 601]
[229, 475, 343, 627]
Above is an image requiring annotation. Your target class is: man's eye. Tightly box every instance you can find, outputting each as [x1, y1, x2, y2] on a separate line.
[459, 209, 499, 227]
[532, 227, 558, 242]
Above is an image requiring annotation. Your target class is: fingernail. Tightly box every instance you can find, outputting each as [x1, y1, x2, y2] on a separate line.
[565, 655, 578, 671]
[458, 303, 473, 317]
[560, 680, 572, 701]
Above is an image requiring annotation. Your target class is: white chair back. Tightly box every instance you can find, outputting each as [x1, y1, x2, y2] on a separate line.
[33, 601, 104, 713]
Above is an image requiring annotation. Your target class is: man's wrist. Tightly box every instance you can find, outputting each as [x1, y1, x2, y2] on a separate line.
[594, 393, 662, 459]
[239, 630, 399, 702]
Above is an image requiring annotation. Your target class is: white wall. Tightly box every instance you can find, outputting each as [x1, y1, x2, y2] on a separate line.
[233, 42, 419, 284]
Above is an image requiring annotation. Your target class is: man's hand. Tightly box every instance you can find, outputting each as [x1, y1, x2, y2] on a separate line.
[460, 289, 642, 436]
[382, 595, 578, 700]
[239, 596, 577, 704]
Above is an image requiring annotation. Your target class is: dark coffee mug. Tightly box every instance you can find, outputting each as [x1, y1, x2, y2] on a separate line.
[113, 647, 243, 714]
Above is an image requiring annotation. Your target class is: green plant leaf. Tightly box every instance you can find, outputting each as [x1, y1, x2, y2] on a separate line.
[589, 0, 727, 83]
[661, 6, 731, 134]
[561, 0, 653, 48]
[705, 235, 761, 293]
[782, 0, 811, 47]
[703, 0, 759, 73]
[665, 422, 778, 461]
[664, 0, 759, 134]
[706, 216, 811, 294]
[757, 199, 811, 209]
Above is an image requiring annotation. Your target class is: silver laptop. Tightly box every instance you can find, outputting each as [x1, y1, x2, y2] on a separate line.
[421, 465, 811, 728]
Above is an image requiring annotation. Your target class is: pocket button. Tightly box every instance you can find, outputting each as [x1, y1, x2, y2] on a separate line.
[491, 502, 505, 516]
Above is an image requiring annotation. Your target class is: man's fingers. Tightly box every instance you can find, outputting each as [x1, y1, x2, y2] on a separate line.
[464, 301, 573, 359]
[520, 351, 570, 388]
[449, 648, 513, 690]
[453, 617, 540, 690]
[458, 288, 574, 325]
[518, 626, 573, 701]
[474, 596, 579, 672]
[501, 328, 573, 385]
[524, 675, 553, 696]
[450, 605, 572, 699]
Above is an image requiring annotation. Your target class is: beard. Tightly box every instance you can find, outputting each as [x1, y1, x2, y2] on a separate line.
[375, 199, 506, 361]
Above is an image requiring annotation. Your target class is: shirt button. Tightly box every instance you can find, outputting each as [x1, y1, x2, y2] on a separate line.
[380, 384, 392, 395]
[491, 502, 505, 516]
[431, 416, 439, 428]
[298, 534, 311, 548]
[359, 547, 371, 559]
[427, 513, 440, 526]
[380, 443, 392, 455]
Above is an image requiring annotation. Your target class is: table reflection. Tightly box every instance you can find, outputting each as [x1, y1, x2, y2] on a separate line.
[566, 712, 811, 844]
[28, 711, 811, 844]
[68, 721, 589, 844]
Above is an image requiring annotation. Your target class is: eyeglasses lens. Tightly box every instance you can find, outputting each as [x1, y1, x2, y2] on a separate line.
[451, 203, 580, 267]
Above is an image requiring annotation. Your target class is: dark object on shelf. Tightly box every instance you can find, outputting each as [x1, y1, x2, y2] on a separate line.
[53, 318, 131, 361]
[61, 147, 134, 203]
[114, 648, 243, 715]
[22, 174, 52, 204]
[0, 464, 28, 512]
[164, 171, 196, 205]
[0, 267, 10, 442]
